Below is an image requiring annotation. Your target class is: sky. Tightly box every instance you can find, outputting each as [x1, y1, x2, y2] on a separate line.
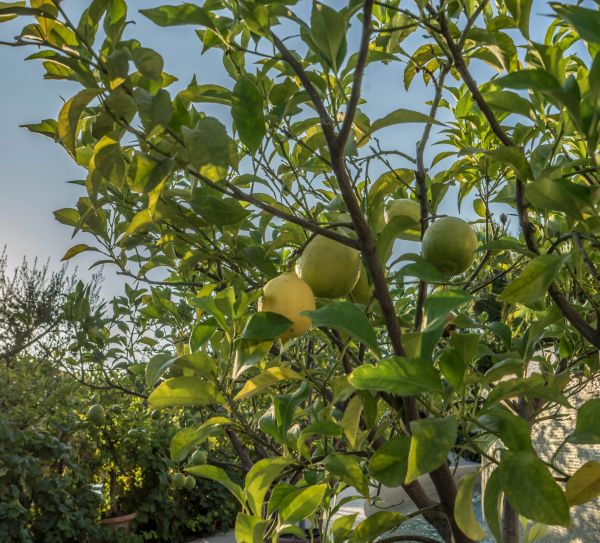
[0, 0, 556, 299]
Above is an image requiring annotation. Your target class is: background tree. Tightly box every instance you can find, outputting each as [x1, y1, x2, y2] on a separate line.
[1, 1, 600, 543]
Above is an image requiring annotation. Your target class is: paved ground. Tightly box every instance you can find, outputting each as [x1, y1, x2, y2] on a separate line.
[190, 531, 235, 543]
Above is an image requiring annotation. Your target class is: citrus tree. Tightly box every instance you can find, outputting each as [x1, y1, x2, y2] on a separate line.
[2, 1, 600, 542]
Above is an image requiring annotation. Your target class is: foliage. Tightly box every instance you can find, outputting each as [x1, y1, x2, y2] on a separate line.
[0, 417, 102, 543]
[2, 1, 600, 543]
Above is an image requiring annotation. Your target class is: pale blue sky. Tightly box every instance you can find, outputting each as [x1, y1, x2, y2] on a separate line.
[0, 1, 554, 297]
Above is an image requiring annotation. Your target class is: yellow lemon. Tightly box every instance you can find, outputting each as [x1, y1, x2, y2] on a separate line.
[258, 271, 315, 340]
[422, 216, 477, 276]
[295, 235, 361, 298]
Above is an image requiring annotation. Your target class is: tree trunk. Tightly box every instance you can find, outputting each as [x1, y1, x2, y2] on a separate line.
[502, 497, 520, 543]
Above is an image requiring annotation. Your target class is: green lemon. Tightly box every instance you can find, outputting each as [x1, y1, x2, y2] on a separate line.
[349, 263, 373, 306]
[184, 475, 196, 490]
[258, 272, 316, 341]
[172, 473, 186, 489]
[110, 404, 122, 414]
[295, 234, 361, 298]
[151, 409, 161, 420]
[190, 450, 208, 465]
[422, 216, 477, 275]
[87, 404, 105, 427]
[384, 198, 421, 224]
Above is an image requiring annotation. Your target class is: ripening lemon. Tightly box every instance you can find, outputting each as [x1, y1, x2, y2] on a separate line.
[295, 235, 361, 298]
[422, 216, 477, 276]
[349, 263, 373, 306]
[384, 199, 421, 224]
[258, 271, 315, 341]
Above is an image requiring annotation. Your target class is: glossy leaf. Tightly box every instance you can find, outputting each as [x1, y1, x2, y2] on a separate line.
[170, 417, 230, 462]
[497, 450, 570, 527]
[499, 254, 569, 306]
[455, 471, 487, 540]
[232, 75, 266, 153]
[278, 483, 327, 524]
[234, 366, 303, 401]
[234, 514, 268, 543]
[566, 461, 600, 506]
[140, 3, 212, 27]
[148, 376, 219, 408]
[568, 399, 600, 444]
[303, 301, 379, 355]
[241, 312, 292, 341]
[323, 453, 369, 497]
[245, 458, 291, 516]
[405, 416, 458, 484]
[352, 511, 405, 543]
[57, 88, 102, 156]
[369, 436, 410, 487]
[186, 465, 245, 506]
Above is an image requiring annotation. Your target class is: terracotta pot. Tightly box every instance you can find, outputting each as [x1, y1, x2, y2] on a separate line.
[100, 511, 138, 532]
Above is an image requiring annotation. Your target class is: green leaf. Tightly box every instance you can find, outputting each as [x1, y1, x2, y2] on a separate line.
[352, 511, 405, 543]
[57, 88, 102, 156]
[242, 312, 292, 341]
[566, 461, 600, 506]
[234, 513, 268, 543]
[477, 406, 533, 452]
[340, 394, 362, 449]
[132, 47, 163, 81]
[526, 177, 592, 218]
[552, 3, 600, 44]
[483, 468, 503, 543]
[182, 117, 230, 181]
[405, 416, 458, 484]
[180, 83, 232, 105]
[21, 118, 57, 139]
[192, 195, 250, 226]
[499, 254, 569, 306]
[170, 417, 230, 462]
[323, 453, 369, 497]
[485, 374, 571, 408]
[303, 301, 379, 355]
[148, 376, 219, 408]
[377, 215, 419, 263]
[234, 366, 303, 401]
[186, 465, 245, 506]
[487, 146, 533, 181]
[567, 399, 600, 444]
[424, 288, 472, 327]
[332, 513, 358, 543]
[140, 3, 211, 27]
[134, 88, 173, 131]
[370, 108, 443, 135]
[497, 69, 562, 92]
[438, 349, 466, 390]
[232, 75, 266, 153]
[61, 243, 96, 261]
[482, 90, 532, 118]
[310, 2, 347, 71]
[505, 0, 533, 37]
[278, 483, 327, 524]
[497, 450, 571, 527]
[245, 458, 291, 516]
[349, 357, 443, 396]
[455, 471, 487, 540]
[369, 436, 410, 487]
[397, 259, 447, 282]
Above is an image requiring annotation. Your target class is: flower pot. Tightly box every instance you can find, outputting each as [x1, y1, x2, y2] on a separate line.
[100, 511, 138, 532]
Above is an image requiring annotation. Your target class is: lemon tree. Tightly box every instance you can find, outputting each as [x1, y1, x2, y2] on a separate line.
[3, 2, 600, 542]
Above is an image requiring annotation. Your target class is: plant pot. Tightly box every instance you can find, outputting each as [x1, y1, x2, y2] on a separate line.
[100, 511, 138, 532]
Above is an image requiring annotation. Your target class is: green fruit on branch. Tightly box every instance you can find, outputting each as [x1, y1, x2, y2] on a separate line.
[422, 216, 477, 276]
[190, 449, 208, 465]
[110, 404, 122, 414]
[87, 404, 105, 427]
[172, 472, 186, 489]
[258, 271, 315, 341]
[295, 234, 361, 298]
[184, 475, 196, 490]
[151, 409, 161, 420]
[349, 263, 373, 306]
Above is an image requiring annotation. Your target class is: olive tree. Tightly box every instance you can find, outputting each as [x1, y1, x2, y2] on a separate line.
[2, 1, 600, 542]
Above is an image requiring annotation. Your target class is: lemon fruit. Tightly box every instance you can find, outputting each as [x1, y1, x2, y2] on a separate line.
[422, 217, 477, 275]
[172, 473, 186, 489]
[385, 199, 421, 224]
[190, 449, 207, 465]
[295, 235, 361, 298]
[349, 263, 373, 306]
[87, 404, 105, 427]
[184, 475, 196, 491]
[258, 271, 315, 340]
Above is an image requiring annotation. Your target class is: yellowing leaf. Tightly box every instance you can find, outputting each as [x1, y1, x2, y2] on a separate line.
[234, 366, 302, 401]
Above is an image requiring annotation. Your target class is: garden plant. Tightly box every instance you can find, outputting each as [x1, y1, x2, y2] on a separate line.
[1, 0, 600, 542]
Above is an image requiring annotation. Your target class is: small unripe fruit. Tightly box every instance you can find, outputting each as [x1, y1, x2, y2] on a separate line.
[422, 217, 477, 276]
[184, 475, 196, 490]
[110, 405, 122, 414]
[190, 450, 208, 465]
[172, 472, 186, 489]
[87, 404, 105, 427]
[385, 199, 421, 224]
[151, 409, 161, 420]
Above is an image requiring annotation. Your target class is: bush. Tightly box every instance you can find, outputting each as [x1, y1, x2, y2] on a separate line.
[0, 417, 102, 543]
